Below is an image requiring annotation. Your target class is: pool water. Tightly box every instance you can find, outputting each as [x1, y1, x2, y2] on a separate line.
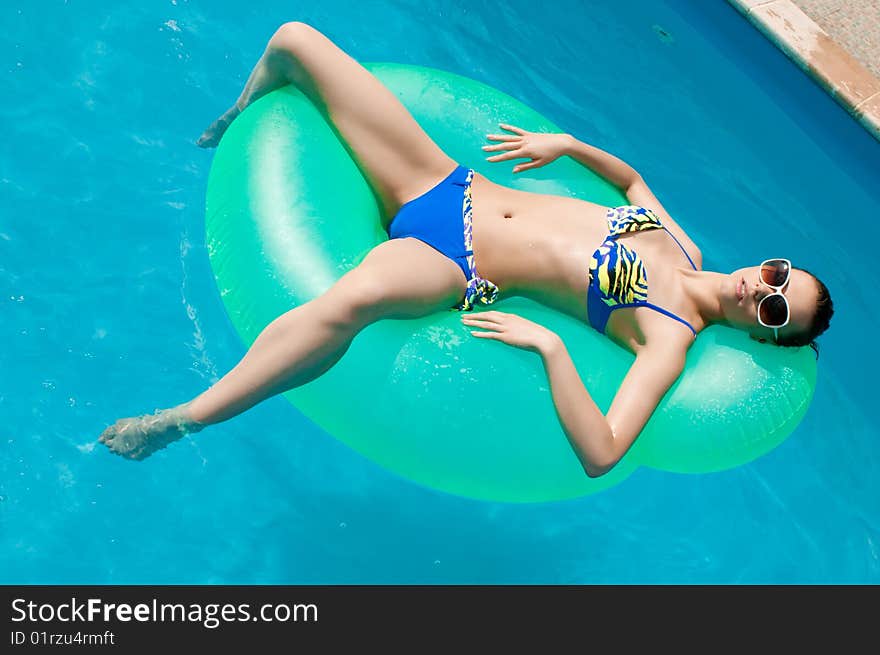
[1, 0, 877, 583]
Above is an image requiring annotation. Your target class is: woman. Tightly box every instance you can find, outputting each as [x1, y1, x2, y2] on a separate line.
[98, 22, 833, 477]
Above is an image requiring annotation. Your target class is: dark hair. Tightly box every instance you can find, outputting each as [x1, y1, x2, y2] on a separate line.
[775, 268, 833, 349]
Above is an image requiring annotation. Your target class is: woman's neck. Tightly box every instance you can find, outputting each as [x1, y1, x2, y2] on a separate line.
[679, 268, 729, 329]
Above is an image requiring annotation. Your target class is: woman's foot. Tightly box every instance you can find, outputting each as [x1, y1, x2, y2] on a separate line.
[98, 403, 205, 461]
[196, 105, 242, 148]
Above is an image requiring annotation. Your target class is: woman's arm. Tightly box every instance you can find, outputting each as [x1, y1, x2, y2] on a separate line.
[483, 125, 640, 189]
[563, 136, 641, 190]
[461, 311, 686, 478]
[539, 337, 685, 477]
[566, 135, 703, 269]
[624, 177, 703, 269]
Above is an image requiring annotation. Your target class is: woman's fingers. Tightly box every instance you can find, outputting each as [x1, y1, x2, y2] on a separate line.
[468, 330, 501, 339]
[485, 133, 520, 142]
[499, 122, 526, 135]
[474, 310, 507, 319]
[463, 311, 518, 343]
[461, 316, 503, 328]
[486, 149, 525, 163]
[462, 318, 502, 330]
[513, 160, 542, 173]
[482, 141, 520, 152]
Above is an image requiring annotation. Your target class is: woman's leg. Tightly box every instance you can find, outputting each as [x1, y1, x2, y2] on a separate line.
[98, 238, 467, 461]
[197, 21, 457, 218]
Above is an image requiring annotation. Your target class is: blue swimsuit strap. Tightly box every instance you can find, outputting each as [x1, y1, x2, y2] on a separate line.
[660, 226, 698, 335]
[610, 302, 698, 338]
[661, 226, 698, 271]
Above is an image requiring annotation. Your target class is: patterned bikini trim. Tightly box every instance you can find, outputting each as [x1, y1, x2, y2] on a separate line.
[454, 169, 500, 312]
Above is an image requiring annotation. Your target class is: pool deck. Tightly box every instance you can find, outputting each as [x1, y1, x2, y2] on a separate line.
[727, 0, 880, 141]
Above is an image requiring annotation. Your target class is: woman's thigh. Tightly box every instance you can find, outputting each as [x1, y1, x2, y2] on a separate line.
[315, 237, 468, 326]
[269, 22, 458, 217]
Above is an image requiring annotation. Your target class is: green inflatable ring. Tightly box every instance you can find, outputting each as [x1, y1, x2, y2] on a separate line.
[205, 63, 817, 502]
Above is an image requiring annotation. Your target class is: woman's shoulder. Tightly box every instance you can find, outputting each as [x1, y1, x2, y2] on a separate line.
[624, 180, 703, 269]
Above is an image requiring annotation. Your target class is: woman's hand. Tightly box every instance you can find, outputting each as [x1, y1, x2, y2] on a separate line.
[461, 310, 561, 354]
[482, 123, 572, 173]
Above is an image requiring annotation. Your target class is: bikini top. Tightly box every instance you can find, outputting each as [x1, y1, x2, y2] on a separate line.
[587, 205, 698, 337]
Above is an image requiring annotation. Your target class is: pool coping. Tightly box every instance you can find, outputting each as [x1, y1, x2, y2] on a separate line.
[726, 0, 880, 142]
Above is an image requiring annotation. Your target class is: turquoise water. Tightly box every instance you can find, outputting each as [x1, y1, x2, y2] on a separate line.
[1, 0, 878, 583]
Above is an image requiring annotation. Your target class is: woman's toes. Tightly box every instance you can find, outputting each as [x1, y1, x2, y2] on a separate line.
[196, 133, 215, 148]
[99, 421, 121, 444]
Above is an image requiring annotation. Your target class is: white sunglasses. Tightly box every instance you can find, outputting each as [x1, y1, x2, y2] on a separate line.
[756, 258, 792, 343]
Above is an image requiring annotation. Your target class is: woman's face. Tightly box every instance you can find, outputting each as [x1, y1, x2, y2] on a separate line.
[721, 264, 818, 343]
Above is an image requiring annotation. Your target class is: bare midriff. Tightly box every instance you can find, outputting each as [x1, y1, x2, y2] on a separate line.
[468, 172, 611, 322]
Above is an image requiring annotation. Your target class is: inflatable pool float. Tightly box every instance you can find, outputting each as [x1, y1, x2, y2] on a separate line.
[204, 63, 817, 502]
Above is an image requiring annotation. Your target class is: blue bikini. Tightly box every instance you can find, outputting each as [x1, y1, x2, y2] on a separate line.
[388, 173, 697, 334]
[587, 205, 698, 337]
[388, 165, 473, 281]
[387, 164, 499, 311]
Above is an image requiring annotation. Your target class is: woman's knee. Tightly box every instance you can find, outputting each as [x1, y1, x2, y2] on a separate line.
[320, 275, 392, 328]
[269, 21, 321, 54]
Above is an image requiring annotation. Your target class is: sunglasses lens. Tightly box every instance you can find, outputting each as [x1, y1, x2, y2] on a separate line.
[761, 259, 790, 287]
[759, 293, 788, 327]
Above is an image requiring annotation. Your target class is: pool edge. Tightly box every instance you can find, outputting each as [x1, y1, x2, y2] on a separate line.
[726, 0, 880, 143]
